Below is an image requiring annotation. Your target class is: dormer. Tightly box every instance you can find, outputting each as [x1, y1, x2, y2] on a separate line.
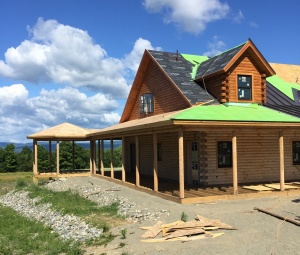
[194, 39, 275, 104]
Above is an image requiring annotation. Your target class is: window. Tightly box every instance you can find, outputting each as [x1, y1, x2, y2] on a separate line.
[238, 75, 252, 100]
[218, 141, 232, 168]
[292, 141, 300, 165]
[140, 93, 154, 114]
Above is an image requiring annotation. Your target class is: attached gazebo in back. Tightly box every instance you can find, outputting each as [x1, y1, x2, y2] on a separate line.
[27, 122, 95, 182]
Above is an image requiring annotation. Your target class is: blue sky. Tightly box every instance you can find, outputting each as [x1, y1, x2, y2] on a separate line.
[0, 0, 299, 142]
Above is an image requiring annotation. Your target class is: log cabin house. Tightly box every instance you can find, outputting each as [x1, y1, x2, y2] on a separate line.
[28, 39, 300, 203]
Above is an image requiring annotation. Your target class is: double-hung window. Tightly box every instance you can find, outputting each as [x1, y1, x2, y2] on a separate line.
[140, 93, 154, 114]
[238, 75, 252, 100]
[218, 141, 232, 168]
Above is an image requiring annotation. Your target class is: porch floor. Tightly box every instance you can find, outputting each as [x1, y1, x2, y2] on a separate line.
[101, 170, 300, 200]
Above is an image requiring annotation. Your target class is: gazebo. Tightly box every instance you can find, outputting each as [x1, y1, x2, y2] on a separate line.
[27, 122, 96, 182]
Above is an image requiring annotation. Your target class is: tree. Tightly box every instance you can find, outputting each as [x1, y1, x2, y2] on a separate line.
[0, 148, 6, 172]
[16, 146, 33, 172]
[37, 145, 49, 171]
[4, 144, 17, 172]
[103, 146, 122, 168]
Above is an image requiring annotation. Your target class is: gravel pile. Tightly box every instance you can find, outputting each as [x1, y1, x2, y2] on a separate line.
[0, 190, 103, 242]
[45, 177, 169, 222]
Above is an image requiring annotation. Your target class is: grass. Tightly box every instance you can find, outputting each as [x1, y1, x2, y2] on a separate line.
[0, 172, 127, 253]
[181, 211, 188, 222]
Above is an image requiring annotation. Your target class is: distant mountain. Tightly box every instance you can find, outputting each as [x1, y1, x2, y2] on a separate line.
[0, 140, 122, 153]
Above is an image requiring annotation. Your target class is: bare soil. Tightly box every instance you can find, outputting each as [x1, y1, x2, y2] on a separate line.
[78, 177, 300, 255]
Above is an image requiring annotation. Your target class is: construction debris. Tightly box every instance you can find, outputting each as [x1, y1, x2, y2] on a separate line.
[140, 214, 236, 243]
[254, 207, 300, 227]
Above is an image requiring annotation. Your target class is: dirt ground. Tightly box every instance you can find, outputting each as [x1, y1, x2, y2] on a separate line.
[75, 177, 300, 255]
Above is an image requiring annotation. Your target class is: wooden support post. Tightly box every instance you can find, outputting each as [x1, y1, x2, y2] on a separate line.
[97, 140, 100, 174]
[178, 129, 184, 199]
[89, 141, 93, 174]
[279, 131, 285, 191]
[110, 139, 114, 178]
[153, 133, 158, 192]
[49, 141, 52, 172]
[72, 141, 75, 171]
[122, 137, 126, 182]
[101, 139, 104, 176]
[135, 136, 140, 187]
[93, 140, 96, 174]
[232, 131, 238, 195]
[56, 140, 60, 175]
[33, 140, 38, 178]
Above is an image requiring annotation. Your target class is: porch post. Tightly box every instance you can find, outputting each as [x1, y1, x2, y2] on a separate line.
[97, 140, 100, 174]
[56, 140, 60, 175]
[110, 139, 114, 178]
[33, 140, 38, 183]
[178, 129, 184, 199]
[101, 139, 104, 176]
[122, 137, 126, 182]
[93, 140, 96, 174]
[135, 135, 140, 187]
[232, 131, 238, 195]
[279, 131, 285, 191]
[49, 141, 52, 172]
[153, 133, 158, 192]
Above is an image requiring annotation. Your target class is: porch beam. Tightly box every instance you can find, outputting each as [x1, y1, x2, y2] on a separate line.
[232, 132, 238, 195]
[122, 137, 126, 182]
[279, 131, 285, 191]
[110, 139, 114, 178]
[153, 133, 158, 192]
[135, 136, 140, 187]
[178, 129, 184, 199]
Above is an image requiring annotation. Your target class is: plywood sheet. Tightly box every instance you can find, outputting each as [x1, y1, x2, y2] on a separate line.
[264, 184, 300, 190]
[242, 185, 275, 191]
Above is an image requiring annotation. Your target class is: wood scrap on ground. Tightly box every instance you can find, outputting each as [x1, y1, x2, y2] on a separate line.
[254, 207, 300, 226]
[140, 214, 236, 243]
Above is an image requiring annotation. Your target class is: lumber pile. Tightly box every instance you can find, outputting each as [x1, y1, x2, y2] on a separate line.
[140, 215, 237, 243]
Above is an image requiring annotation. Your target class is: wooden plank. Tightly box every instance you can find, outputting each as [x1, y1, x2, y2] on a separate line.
[195, 215, 237, 230]
[265, 184, 300, 190]
[254, 207, 300, 226]
[141, 221, 163, 238]
[166, 228, 205, 239]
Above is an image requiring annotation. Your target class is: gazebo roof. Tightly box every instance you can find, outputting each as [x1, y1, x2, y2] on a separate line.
[27, 122, 91, 140]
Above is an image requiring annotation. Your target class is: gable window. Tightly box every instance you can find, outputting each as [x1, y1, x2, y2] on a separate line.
[140, 93, 154, 114]
[218, 141, 232, 168]
[292, 141, 300, 165]
[238, 75, 252, 100]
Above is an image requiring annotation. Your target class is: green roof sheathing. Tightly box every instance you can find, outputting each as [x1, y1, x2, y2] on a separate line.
[171, 103, 300, 122]
[181, 54, 209, 79]
[267, 75, 300, 101]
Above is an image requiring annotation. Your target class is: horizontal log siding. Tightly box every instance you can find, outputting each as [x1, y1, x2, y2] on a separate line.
[139, 135, 153, 175]
[228, 49, 264, 103]
[128, 60, 190, 121]
[205, 129, 300, 185]
[199, 76, 224, 102]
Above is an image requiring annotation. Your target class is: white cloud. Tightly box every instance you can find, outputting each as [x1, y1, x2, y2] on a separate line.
[233, 10, 244, 24]
[123, 38, 162, 73]
[249, 21, 258, 28]
[0, 84, 121, 142]
[203, 37, 226, 57]
[143, 0, 230, 35]
[0, 18, 130, 97]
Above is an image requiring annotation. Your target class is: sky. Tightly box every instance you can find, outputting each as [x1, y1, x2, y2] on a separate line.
[0, 0, 299, 143]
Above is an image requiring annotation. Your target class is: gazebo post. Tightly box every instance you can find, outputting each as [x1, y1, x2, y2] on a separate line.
[97, 139, 100, 174]
[33, 139, 38, 184]
[56, 140, 60, 176]
[101, 139, 104, 176]
[72, 141, 75, 171]
[49, 141, 52, 172]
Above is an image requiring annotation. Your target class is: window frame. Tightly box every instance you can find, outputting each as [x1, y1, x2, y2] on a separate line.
[139, 93, 154, 114]
[237, 74, 252, 101]
[217, 141, 233, 168]
[292, 141, 300, 165]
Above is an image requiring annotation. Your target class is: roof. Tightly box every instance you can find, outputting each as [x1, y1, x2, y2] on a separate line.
[195, 43, 246, 78]
[267, 75, 300, 101]
[171, 103, 300, 122]
[27, 122, 91, 140]
[194, 39, 275, 80]
[148, 50, 218, 105]
[270, 63, 300, 84]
